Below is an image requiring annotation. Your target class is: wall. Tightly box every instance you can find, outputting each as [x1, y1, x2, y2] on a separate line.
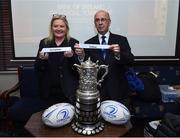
[0, 71, 18, 93]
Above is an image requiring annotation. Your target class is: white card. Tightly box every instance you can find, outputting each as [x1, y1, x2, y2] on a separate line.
[41, 47, 72, 53]
[79, 43, 109, 49]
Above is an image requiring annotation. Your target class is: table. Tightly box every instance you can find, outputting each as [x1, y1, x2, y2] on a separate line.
[25, 111, 132, 137]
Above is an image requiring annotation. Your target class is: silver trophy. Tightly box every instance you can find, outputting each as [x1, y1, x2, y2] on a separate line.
[72, 58, 108, 135]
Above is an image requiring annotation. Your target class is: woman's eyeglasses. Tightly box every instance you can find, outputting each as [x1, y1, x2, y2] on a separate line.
[52, 14, 66, 18]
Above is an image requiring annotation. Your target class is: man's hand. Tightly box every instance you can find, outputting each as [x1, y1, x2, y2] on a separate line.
[109, 44, 120, 55]
[64, 50, 74, 57]
[74, 43, 85, 60]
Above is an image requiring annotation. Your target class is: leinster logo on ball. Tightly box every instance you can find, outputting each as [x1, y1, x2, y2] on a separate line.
[103, 105, 118, 118]
[57, 109, 70, 123]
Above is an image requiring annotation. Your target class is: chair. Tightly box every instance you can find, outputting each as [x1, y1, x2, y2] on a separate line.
[0, 93, 19, 136]
[1, 64, 80, 124]
[0, 65, 47, 123]
[0, 66, 36, 136]
[0, 65, 68, 136]
[0, 70, 20, 122]
[0, 66, 45, 136]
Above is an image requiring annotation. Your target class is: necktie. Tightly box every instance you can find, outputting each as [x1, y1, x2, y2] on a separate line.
[101, 36, 106, 59]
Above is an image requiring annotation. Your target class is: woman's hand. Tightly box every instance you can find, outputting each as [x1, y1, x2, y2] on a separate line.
[39, 51, 49, 60]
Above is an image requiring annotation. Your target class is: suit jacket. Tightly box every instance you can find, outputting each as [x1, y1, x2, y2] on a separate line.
[84, 32, 134, 102]
[34, 37, 79, 104]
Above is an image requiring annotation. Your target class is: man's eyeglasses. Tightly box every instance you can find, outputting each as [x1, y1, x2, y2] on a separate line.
[53, 14, 66, 18]
[95, 18, 109, 23]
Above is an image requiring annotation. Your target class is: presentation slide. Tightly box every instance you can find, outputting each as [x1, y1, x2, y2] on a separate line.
[11, 0, 179, 58]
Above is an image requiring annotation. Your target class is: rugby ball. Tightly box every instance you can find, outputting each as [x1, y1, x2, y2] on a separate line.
[42, 103, 75, 127]
[100, 100, 130, 125]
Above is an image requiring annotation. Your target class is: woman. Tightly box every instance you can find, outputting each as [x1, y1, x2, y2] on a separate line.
[34, 14, 79, 106]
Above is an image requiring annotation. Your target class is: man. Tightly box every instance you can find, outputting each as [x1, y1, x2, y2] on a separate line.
[75, 10, 134, 106]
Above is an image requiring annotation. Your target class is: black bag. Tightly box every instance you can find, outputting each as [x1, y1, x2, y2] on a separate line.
[144, 113, 180, 137]
[155, 113, 180, 137]
[136, 72, 161, 102]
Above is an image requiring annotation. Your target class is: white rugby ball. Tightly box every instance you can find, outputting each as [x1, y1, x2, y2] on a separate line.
[42, 103, 75, 127]
[100, 100, 130, 125]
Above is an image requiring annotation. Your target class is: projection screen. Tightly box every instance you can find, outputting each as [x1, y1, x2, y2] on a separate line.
[11, 0, 179, 59]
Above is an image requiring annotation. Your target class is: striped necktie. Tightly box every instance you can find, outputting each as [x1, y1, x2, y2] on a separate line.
[101, 35, 106, 60]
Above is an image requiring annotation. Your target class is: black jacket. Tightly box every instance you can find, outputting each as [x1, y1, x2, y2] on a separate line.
[34, 37, 79, 104]
[84, 33, 134, 102]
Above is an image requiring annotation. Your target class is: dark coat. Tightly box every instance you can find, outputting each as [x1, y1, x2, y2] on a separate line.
[34, 37, 79, 104]
[84, 33, 134, 102]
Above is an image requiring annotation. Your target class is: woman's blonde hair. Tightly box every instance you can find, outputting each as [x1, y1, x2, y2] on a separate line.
[45, 14, 70, 44]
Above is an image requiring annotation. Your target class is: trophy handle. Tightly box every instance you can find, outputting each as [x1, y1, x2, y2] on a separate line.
[73, 64, 81, 72]
[97, 65, 108, 87]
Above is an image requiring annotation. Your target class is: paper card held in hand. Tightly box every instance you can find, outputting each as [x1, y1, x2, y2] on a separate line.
[41, 47, 71, 53]
[79, 43, 109, 49]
